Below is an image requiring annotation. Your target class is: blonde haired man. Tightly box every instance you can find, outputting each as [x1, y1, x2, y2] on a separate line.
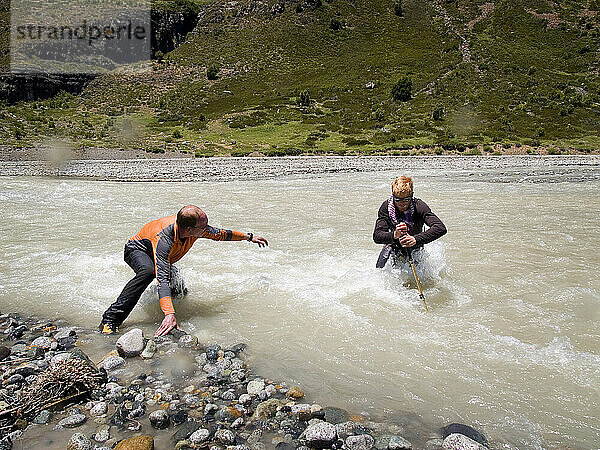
[373, 176, 446, 267]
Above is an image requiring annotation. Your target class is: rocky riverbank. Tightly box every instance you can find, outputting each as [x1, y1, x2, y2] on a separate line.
[0, 312, 495, 450]
[0, 155, 599, 182]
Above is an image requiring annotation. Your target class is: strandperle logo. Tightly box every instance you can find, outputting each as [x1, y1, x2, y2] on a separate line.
[15, 21, 147, 47]
[10, 0, 151, 74]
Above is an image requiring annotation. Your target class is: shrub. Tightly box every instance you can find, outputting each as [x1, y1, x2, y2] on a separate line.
[432, 107, 444, 121]
[172, 129, 183, 139]
[330, 18, 344, 30]
[207, 65, 219, 80]
[393, 0, 403, 16]
[154, 50, 164, 62]
[391, 78, 412, 101]
[299, 89, 311, 106]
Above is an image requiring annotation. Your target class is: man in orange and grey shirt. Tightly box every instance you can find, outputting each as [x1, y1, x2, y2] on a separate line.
[99, 205, 268, 337]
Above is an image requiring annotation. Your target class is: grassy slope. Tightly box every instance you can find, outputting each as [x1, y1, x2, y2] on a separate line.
[1, 0, 599, 155]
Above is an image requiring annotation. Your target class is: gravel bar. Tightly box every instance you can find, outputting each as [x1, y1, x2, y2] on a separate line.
[0, 156, 599, 182]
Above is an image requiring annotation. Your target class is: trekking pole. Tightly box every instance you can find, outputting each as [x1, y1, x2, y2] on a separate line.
[407, 249, 428, 312]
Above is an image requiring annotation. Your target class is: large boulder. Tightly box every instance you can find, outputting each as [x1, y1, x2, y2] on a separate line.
[441, 423, 487, 447]
[442, 433, 487, 450]
[116, 329, 145, 357]
[300, 422, 337, 449]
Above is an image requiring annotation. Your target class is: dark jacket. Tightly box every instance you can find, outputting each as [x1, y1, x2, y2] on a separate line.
[373, 198, 447, 250]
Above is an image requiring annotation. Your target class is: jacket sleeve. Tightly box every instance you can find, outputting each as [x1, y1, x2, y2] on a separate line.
[413, 199, 447, 247]
[154, 235, 174, 315]
[373, 201, 395, 244]
[202, 226, 246, 241]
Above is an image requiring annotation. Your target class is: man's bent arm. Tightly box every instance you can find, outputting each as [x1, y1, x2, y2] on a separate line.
[154, 235, 175, 316]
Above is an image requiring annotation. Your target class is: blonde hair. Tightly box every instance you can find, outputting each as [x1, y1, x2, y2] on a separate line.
[392, 176, 413, 197]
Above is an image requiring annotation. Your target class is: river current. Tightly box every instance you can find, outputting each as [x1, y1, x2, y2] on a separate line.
[0, 162, 598, 448]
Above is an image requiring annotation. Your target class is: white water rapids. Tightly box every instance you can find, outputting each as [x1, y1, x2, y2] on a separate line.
[0, 162, 598, 448]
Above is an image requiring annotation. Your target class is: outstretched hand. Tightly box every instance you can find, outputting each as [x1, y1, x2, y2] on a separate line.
[154, 313, 181, 337]
[251, 235, 269, 248]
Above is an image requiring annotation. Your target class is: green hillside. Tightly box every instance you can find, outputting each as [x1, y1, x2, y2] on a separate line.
[2, 0, 600, 155]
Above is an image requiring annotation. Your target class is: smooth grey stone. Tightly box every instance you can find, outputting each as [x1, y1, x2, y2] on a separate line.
[90, 402, 108, 417]
[238, 393, 252, 405]
[127, 401, 146, 419]
[6, 374, 24, 385]
[215, 358, 232, 371]
[100, 355, 126, 371]
[50, 352, 72, 365]
[10, 343, 27, 355]
[54, 327, 76, 339]
[225, 343, 246, 355]
[265, 384, 277, 398]
[141, 339, 156, 359]
[116, 328, 145, 357]
[31, 336, 53, 349]
[230, 358, 245, 370]
[178, 334, 198, 348]
[149, 410, 169, 429]
[231, 417, 244, 428]
[14, 364, 38, 377]
[389, 435, 413, 449]
[205, 344, 221, 361]
[204, 403, 219, 415]
[424, 438, 444, 450]
[183, 393, 200, 406]
[172, 421, 201, 442]
[221, 389, 236, 400]
[346, 434, 375, 450]
[32, 409, 52, 424]
[441, 423, 487, 447]
[442, 434, 487, 450]
[67, 432, 92, 450]
[27, 346, 45, 358]
[215, 429, 235, 445]
[58, 414, 87, 428]
[247, 379, 265, 396]
[94, 425, 110, 443]
[189, 428, 211, 444]
[300, 422, 337, 448]
[323, 406, 350, 424]
[230, 369, 246, 382]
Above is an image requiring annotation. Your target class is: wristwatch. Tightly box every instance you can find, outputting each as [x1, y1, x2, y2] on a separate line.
[247, 232, 253, 242]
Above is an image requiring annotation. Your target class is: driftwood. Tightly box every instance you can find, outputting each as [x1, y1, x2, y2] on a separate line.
[0, 357, 106, 439]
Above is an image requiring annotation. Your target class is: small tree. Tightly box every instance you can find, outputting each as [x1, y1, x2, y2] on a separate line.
[330, 18, 343, 30]
[299, 89, 311, 106]
[207, 65, 219, 80]
[432, 107, 444, 121]
[393, 0, 403, 16]
[391, 78, 412, 101]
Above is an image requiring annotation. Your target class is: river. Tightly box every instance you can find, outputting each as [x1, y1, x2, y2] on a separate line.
[0, 157, 598, 448]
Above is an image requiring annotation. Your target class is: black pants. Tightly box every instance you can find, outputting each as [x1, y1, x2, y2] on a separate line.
[376, 246, 421, 268]
[101, 246, 156, 327]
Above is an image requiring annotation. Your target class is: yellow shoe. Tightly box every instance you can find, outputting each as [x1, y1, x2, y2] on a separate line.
[100, 323, 119, 335]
